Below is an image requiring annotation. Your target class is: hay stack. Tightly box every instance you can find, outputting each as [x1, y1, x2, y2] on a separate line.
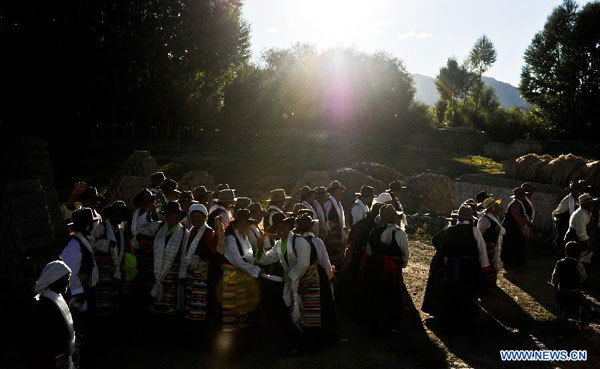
[104, 176, 148, 208]
[100, 151, 158, 208]
[351, 162, 404, 184]
[405, 173, 454, 215]
[544, 154, 587, 188]
[585, 161, 600, 192]
[329, 168, 387, 208]
[179, 171, 215, 192]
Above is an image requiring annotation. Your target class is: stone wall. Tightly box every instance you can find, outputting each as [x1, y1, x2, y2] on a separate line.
[453, 174, 565, 234]
[484, 140, 544, 160]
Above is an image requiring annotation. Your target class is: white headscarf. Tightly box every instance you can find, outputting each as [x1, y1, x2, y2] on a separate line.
[34, 260, 71, 294]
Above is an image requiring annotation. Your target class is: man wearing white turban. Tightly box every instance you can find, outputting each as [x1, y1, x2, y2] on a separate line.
[31, 260, 76, 369]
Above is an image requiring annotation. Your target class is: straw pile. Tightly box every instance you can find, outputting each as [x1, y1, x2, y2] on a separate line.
[505, 153, 597, 191]
[405, 173, 454, 215]
[179, 171, 215, 192]
[104, 176, 148, 208]
[351, 162, 405, 185]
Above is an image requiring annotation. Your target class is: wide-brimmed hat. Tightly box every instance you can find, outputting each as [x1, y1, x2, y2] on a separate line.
[511, 187, 526, 199]
[213, 184, 234, 199]
[232, 208, 255, 223]
[569, 180, 590, 191]
[292, 203, 307, 215]
[295, 213, 318, 230]
[235, 197, 252, 209]
[268, 212, 295, 231]
[297, 208, 315, 218]
[133, 188, 154, 207]
[248, 202, 267, 216]
[69, 207, 101, 228]
[188, 203, 208, 217]
[387, 181, 407, 192]
[270, 188, 291, 202]
[164, 201, 186, 219]
[482, 197, 502, 211]
[102, 200, 129, 219]
[192, 186, 211, 199]
[327, 180, 346, 194]
[179, 191, 194, 202]
[374, 192, 393, 204]
[150, 172, 166, 184]
[476, 191, 493, 204]
[521, 182, 537, 194]
[299, 186, 316, 200]
[77, 186, 104, 202]
[161, 179, 181, 194]
[376, 204, 403, 225]
[579, 193, 598, 205]
[457, 205, 474, 221]
[314, 186, 328, 197]
[216, 189, 236, 204]
[356, 185, 375, 198]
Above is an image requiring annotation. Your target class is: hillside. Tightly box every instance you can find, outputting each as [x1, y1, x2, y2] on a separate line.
[412, 73, 531, 109]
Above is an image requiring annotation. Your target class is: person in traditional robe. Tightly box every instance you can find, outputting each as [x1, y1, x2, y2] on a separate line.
[178, 204, 225, 324]
[192, 186, 212, 208]
[60, 208, 100, 367]
[387, 181, 408, 229]
[324, 180, 347, 269]
[436, 205, 491, 326]
[477, 197, 505, 287]
[340, 202, 384, 317]
[64, 183, 103, 235]
[31, 261, 75, 369]
[155, 179, 182, 217]
[350, 186, 374, 227]
[136, 201, 188, 315]
[220, 208, 263, 331]
[365, 204, 410, 334]
[313, 186, 330, 238]
[475, 191, 493, 214]
[129, 189, 158, 302]
[149, 172, 166, 196]
[179, 191, 196, 229]
[91, 201, 128, 316]
[553, 181, 584, 250]
[207, 189, 235, 230]
[521, 182, 537, 231]
[501, 187, 532, 267]
[565, 193, 599, 267]
[422, 218, 450, 317]
[264, 188, 290, 229]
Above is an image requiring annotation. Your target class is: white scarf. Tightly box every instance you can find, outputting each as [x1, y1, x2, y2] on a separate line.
[353, 199, 369, 222]
[151, 224, 185, 301]
[74, 233, 99, 288]
[569, 195, 576, 216]
[105, 220, 125, 280]
[301, 201, 318, 217]
[210, 205, 232, 226]
[313, 200, 329, 231]
[179, 224, 208, 279]
[485, 213, 506, 272]
[380, 223, 401, 245]
[38, 290, 76, 361]
[234, 229, 255, 263]
[267, 205, 285, 226]
[524, 196, 535, 222]
[327, 195, 345, 232]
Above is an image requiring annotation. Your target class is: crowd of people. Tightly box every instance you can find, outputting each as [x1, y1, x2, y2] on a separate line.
[30, 173, 600, 368]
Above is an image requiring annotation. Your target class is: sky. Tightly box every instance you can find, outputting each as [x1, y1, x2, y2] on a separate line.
[242, 0, 592, 86]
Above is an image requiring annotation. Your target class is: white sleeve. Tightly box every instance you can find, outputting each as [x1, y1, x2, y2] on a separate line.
[394, 230, 410, 268]
[61, 239, 84, 295]
[288, 240, 310, 282]
[314, 238, 333, 277]
[351, 205, 363, 226]
[553, 196, 570, 216]
[224, 235, 261, 278]
[92, 223, 110, 253]
[137, 216, 163, 237]
[571, 212, 589, 241]
[477, 216, 491, 236]
[472, 227, 490, 268]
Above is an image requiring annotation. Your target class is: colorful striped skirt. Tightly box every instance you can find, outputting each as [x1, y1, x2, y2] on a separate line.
[152, 262, 180, 315]
[184, 260, 209, 321]
[298, 264, 322, 328]
[94, 253, 120, 316]
[219, 265, 260, 332]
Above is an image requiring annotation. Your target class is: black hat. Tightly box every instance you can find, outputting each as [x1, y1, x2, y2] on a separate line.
[179, 191, 194, 202]
[327, 180, 346, 194]
[213, 184, 234, 199]
[164, 201, 186, 219]
[295, 214, 318, 230]
[69, 207, 100, 228]
[299, 186, 316, 200]
[387, 181, 407, 193]
[150, 172, 166, 184]
[192, 186, 211, 199]
[161, 179, 180, 194]
[475, 191, 492, 204]
[268, 212, 295, 231]
[355, 185, 375, 197]
[77, 187, 104, 202]
[232, 208, 255, 223]
[132, 188, 154, 207]
[102, 200, 129, 219]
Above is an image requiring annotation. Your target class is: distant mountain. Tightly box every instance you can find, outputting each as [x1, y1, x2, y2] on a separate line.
[411, 73, 531, 109]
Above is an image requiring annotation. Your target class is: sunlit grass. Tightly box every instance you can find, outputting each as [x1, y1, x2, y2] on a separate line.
[453, 155, 503, 175]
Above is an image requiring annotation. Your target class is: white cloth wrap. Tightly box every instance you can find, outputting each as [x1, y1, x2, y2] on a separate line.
[151, 224, 185, 301]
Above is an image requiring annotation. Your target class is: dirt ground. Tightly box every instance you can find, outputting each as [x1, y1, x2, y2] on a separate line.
[84, 239, 600, 369]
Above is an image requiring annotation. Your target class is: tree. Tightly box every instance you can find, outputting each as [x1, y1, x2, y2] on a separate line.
[469, 35, 497, 115]
[519, 0, 600, 139]
[434, 57, 474, 126]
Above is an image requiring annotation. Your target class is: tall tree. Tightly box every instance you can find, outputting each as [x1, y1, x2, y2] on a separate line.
[519, 0, 600, 139]
[435, 57, 474, 126]
[469, 35, 497, 115]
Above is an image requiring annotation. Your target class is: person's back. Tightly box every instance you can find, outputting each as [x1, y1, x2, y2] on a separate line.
[441, 223, 478, 259]
[553, 258, 581, 291]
